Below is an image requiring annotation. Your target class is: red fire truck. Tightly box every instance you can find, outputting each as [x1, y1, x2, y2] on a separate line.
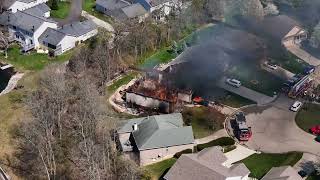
[235, 112, 252, 141]
[288, 75, 313, 99]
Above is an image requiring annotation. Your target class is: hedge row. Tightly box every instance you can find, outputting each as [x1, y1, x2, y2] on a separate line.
[197, 137, 235, 151]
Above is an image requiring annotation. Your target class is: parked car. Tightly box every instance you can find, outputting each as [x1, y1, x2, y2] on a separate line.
[265, 61, 278, 70]
[315, 135, 320, 143]
[226, 78, 241, 88]
[290, 101, 302, 112]
[310, 125, 320, 135]
[303, 65, 315, 75]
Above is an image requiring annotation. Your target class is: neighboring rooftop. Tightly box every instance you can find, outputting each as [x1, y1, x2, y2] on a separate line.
[59, 20, 97, 37]
[23, 3, 50, 17]
[261, 166, 303, 180]
[164, 147, 250, 180]
[121, 3, 147, 19]
[7, 10, 57, 32]
[119, 113, 194, 150]
[3, 0, 37, 9]
[39, 28, 66, 46]
[96, 0, 130, 10]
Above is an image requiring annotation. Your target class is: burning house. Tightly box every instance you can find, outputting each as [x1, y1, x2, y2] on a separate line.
[125, 73, 193, 113]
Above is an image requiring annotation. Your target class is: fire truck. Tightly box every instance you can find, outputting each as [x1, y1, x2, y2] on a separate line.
[235, 112, 252, 141]
[286, 75, 313, 99]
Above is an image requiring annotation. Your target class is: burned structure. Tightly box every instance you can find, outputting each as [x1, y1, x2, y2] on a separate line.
[124, 70, 193, 113]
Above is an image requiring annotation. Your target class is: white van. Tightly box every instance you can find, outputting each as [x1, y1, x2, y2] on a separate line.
[226, 78, 241, 88]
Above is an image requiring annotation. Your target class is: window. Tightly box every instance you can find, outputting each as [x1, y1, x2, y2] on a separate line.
[30, 40, 33, 44]
[12, 26, 16, 30]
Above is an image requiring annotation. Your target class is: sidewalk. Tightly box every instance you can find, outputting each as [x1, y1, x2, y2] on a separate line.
[194, 129, 228, 144]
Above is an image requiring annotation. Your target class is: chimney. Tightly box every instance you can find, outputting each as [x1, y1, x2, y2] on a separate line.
[32, 25, 35, 32]
[132, 123, 138, 131]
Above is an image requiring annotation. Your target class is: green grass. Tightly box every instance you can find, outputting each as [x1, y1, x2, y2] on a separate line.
[83, 0, 114, 23]
[144, 158, 177, 180]
[220, 92, 256, 108]
[0, 45, 73, 71]
[196, 137, 235, 151]
[182, 107, 226, 139]
[50, 1, 71, 19]
[107, 72, 138, 92]
[295, 103, 320, 133]
[271, 53, 308, 74]
[240, 152, 303, 179]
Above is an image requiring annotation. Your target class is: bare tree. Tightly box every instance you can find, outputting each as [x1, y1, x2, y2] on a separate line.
[0, 31, 9, 58]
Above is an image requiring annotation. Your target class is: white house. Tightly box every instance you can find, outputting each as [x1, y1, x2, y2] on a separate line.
[3, 0, 49, 13]
[39, 20, 98, 56]
[7, 10, 58, 52]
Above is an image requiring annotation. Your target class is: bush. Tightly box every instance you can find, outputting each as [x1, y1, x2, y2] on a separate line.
[173, 149, 193, 159]
[197, 137, 235, 151]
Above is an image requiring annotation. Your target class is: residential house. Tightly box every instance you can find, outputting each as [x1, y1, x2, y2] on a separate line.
[261, 166, 303, 180]
[96, 0, 148, 22]
[39, 20, 98, 56]
[117, 113, 194, 166]
[7, 10, 58, 52]
[3, 0, 48, 13]
[134, 0, 179, 20]
[23, 3, 50, 18]
[164, 147, 250, 180]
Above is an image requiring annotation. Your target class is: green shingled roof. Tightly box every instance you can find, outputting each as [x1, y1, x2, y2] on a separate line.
[119, 113, 194, 150]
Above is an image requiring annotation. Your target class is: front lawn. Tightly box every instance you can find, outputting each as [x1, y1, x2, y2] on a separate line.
[196, 137, 235, 151]
[50, 1, 71, 19]
[0, 45, 73, 71]
[107, 72, 138, 93]
[220, 92, 256, 108]
[144, 158, 177, 180]
[240, 152, 303, 179]
[271, 53, 308, 74]
[182, 107, 226, 139]
[295, 103, 320, 133]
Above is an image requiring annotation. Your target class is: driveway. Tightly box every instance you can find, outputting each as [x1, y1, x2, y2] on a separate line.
[218, 77, 277, 105]
[82, 11, 114, 32]
[285, 43, 320, 66]
[262, 65, 295, 80]
[243, 94, 320, 156]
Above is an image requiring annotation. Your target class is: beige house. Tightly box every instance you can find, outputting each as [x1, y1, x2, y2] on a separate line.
[117, 113, 194, 166]
[164, 147, 250, 180]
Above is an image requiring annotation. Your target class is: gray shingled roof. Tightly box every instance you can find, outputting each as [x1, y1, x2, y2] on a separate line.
[96, 0, 130, 10]
[164, 147, 250, 180]
[59, 20, 97, 37]
[147, 0, 172, 7]
[261, 166, 303, 180]
[3, 0, 37, 8]
[39, 28, 66, 46]
[8, 11, 57, 32]
[121, 3, 147, 18]
[119, 113, 194, 150]
[24, 3, 50, 17]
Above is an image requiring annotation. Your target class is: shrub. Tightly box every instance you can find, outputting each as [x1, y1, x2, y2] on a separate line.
[197, 137, 235, 151]
[173, 149, 193, 159]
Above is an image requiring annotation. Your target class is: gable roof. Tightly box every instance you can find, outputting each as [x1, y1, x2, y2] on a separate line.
[23, 3, 50, 17]
[96, 0, 130, 10]
[8, 10, 57, 32]
[164, 147, 250, 180]
[59, 20, 97, 37]
[39, 28, 66, 46]
[121, 3, 147, 18]
[3, 0, 37, 8]
[119, 113, 194, 150]
[261, 166, 303, 180]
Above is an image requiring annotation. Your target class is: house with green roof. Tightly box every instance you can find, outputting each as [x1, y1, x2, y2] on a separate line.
[117, 113, 195, 166]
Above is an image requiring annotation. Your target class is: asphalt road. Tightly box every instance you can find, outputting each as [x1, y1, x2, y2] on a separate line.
[243, 94, 320, 156]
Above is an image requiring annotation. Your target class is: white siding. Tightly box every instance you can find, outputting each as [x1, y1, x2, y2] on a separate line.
[77, 29, 98, 42]
[8, 0, 49, 13]
[58, 35, 77, 54]
[34, 22, 58, 48]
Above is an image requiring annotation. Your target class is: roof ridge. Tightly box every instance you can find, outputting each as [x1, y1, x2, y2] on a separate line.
[19, 10, 56, 23]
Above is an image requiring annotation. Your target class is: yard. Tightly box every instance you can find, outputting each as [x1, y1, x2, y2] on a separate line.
[182, 107, 226, 139]
[295, 103, 320, 133]
[107, 72, 138, 93]
[240, 152, 303, 179]
[143, 158, 177, 180]
[219, 92, 256, 108]
[0, 45, 74, 71]
[271, 53, 308, 74]
[50, 1, 71, 19]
